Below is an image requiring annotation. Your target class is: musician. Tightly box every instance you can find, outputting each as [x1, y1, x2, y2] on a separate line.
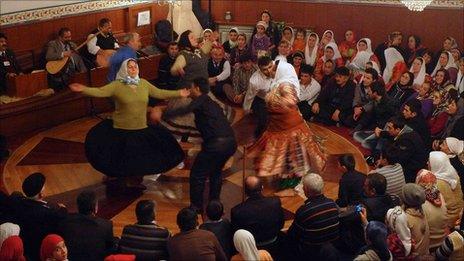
[46, 27, 87, 74]
[107, 32, 141, 82]
[0, 33, 22, 94]
[85, 18, 119, 67]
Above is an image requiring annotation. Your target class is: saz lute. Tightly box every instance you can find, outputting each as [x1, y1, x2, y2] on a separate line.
[46, 30, 103, 74]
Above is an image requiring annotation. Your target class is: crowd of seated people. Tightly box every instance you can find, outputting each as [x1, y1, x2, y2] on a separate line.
[1, 7, 464, 261]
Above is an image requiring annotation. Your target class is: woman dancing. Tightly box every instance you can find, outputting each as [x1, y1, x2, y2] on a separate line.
[247, 82, 327, 196]
[69, 58, 189, 189]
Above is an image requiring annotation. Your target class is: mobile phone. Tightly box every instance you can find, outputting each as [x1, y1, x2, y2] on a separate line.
[355, 204, 362, 214]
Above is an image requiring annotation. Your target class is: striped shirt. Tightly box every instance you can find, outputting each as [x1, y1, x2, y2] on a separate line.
[119, 223, 171, 261]
[370, 163, 405, 197]
[287, 194, 339, 246]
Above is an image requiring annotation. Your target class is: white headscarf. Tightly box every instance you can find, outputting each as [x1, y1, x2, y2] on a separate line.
[369, 60, 381, 75]
[228, 27, 240, 49]
[115, 58, 140, 85]
[386, 206, 412, 256]
[383, 47, 404, 83]
[430, 151, 459, 190]
[432, 51, 458, 76]
[457, 65, 464, 95]
[304, 32, 320, 66]
[273, 61, 300, 98]
[446, 137, 464, 156]
[322, 30, 336, 44]
[282, 26, 295, 45]
[233, 229, 260, 261]
[351, 38, 374, 71]
[322, 42, 342, 63]
[0, 223, 20, 248]
[409, 57, 426, 87]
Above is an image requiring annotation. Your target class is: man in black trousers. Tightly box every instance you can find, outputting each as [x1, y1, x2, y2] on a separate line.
[154, 78, 237, 213]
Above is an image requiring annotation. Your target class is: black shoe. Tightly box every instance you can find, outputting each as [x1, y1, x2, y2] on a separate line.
[364, 155, 375, 166]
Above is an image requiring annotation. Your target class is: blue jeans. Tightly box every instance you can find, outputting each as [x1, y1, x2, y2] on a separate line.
[353, 131, 386, 155]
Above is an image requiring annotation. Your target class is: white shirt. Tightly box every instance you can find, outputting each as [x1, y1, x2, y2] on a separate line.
[243, 70, 273, 111]
[213, 60, 231, 82]
[299, 79, 321, 105]
[86, 33, 119, 55]
[274, 54, 288, 63]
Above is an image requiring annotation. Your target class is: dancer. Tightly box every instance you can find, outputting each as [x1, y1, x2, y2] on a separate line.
[69, 58, 188, 189]
[247, 82, 327, 195]
[153, 78, 237, 212]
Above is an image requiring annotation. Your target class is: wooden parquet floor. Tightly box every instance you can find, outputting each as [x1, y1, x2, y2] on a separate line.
[2, 109, 368, 236]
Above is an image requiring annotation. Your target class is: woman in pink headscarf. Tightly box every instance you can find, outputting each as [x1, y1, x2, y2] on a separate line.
[40, 234, 68, 261]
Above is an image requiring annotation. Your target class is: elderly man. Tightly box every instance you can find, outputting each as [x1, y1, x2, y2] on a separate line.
[107, 32, 142, 82]
[287, 173, 340, 260]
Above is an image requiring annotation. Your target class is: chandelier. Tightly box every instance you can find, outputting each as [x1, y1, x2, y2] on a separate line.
[400, 0, 434, 11]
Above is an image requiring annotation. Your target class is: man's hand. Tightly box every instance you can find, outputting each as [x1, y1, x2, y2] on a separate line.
[359, 207, 368, 226]
[234, 94, 244, 104]
[63, 51, 73, 58]
[311, 103, 320, 114]
[208, 77, 217, 86]
[6, 72, 17, 78]
[331, 109, 340, 122]
[150, 107, 164, 124]
[374, 127, 382, 137]
[69, 83, 85, 92]
[353, 107, 363, 120]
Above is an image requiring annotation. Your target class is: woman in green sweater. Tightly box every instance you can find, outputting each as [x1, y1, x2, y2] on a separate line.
[70, 58, 189, 188]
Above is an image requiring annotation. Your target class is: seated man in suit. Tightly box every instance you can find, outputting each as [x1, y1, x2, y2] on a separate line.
[231, 176, 284, 258]
[58, 190, 116, 261]
[10, 172, 68, 260]
[46, 27, 87, 90]
[0, 33, 22, 94]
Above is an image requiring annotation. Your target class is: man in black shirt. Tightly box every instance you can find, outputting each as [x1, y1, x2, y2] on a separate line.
[155, 78, 237, 212]
[156, 42, 180, 90]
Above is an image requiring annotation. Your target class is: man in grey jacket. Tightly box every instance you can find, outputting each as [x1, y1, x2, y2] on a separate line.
[46, 27, 87, 74]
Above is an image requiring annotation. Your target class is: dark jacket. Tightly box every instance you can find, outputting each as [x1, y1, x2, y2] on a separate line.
[231, 194, 284, 245]
[157, 54, 180, 90]
[360, 194, 397, 223]
[58, 213, 115, 261]
[405, 115, 432, 149]
[371, 95, 396, 129]
[0, 48, 22, 93]
[11, 197, 67, 260]
[315, 78, 356, 115]
[336, 170, 366, 207]
[199, 219, 233, 259]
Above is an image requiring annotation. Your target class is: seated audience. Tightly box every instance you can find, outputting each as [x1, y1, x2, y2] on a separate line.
[222, 28, 239, 55]
[415, 170, 448, 251]
[58, 190, 115, 261]
[335, 154, 366, 208]
[0, 222, 20, 247]
[229, 33, 249, 69]
[400, 183, 430, 256]
[360, 173, 397, 222]
[107, 32, 141, 82]
[320, 59, 336, 88]
[383, 47, 408, 91]
[423, 50, 435, 74]
[457, 57, 464, 95]
[290, 51, 304, 76]
[11, 173, 67, 260]
[297, 64, 321, 120]
[402, 98, 432, 147]
[119, 200, 170, 261]
[338, 30, 357, 64]
[231, 176, 284, 256]
[208, 46, 231, 99]
[40, 234, 68, 261]
[199, 200, 233, 259]
[409, 57, 427, 89]
[370, 147, 405, 197]
[385, 206, 415, 259]
[156, 42, 180, 90]
[433, 68, 455, 101]
[314, 43, 344, 82]
[354, 219, 392, 261]
[404, 81, 434, 119]
[292, 28, 306, 54]
[312, 66, 356, 126]
[387, 71, 415, 110]
[274, 40, 291, 63]
[224, 54, 257, 105]
[349, 38, 379, 73]
[439, 137, 464, 188]
[304, 32, 320, 67]
[374, 31, 403, 72]
[428, 90, 449, 138]
[362, 81, 396, 133]
[153, 19, 178, 53]
[405, 35, 427, 67]
[432, 51, 458, 84]
[435, 224, 464, 260]
[84, 18, 119, 67]
[429, 151, 463, 228]
[440, 91, 464, 140]
[287, 173, 339, 260]
[251, 21, 271, 59]
[231, 229, 273, 261]
[281, 26, 294, 49]
[0, 33, 22, 94]
[168, 207, 226, 261]
[0, 235, 25, 261]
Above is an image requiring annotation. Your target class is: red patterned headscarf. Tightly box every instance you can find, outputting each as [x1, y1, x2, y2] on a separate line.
[415, 169, 442, 207]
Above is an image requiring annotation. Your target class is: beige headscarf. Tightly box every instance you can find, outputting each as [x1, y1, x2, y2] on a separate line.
[233, 229, 260, 261]
[431, 51, 458, 76]
[429, 151, 459, 190]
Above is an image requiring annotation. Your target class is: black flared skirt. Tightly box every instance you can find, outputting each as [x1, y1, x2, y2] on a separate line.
[85, 120, 185, 177]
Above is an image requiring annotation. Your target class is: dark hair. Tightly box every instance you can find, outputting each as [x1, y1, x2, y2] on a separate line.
[364, 68, 379, 81]
[440, 51, 450, 60]
[325, 46, 334, 52]
[239, 53, 253, 63]
[381, 146, 399, 164]
[192, 77, 210, 94]
[408, 35, 421, 48]
[366, 221, 390, 261]
[205, 200, 223, 221]
[260, 10, 273, 21]
[237, 33, 247, 41]
[279, 39, 291, 47]
[99, 18, 111, 28]
[335, 66, 350, 76]
[245, 177, 262, 196]
[388, 116, 405, 130]
[448, 89, 460, 104]
[338, 154, 355, 171]
[404, 99, 422, 115]
[229, 28, 238, 34]
[167, 42, 178, 48]
[388, 31, 402, 42]
[300, 64, 314, 75]
[370, 81, 386, 96]
[292, 51, 304, 60]
[366, 173, 387, 195]
[295, 28, 306, 36]
[178, 30, 194, 51]
[436, 68, 450, 84]
[177, 207, 198, 232]
[257, 55, 273, 67]
[401, 72, 415, 87]
[0, 33, 7, 40]
[423, 49, 434, 59]
[324, 59, 335, 66]
[77, 190, 97, 215]
[359, 39, 367, 46]
[135, 200, 155, 224]
[58, 27, 71, 37]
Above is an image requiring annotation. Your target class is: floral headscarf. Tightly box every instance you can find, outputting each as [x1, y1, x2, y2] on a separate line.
[415, 169, 442, 207]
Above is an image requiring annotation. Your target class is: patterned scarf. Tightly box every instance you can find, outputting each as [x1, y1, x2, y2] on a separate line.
[415, 169, 442, 207]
